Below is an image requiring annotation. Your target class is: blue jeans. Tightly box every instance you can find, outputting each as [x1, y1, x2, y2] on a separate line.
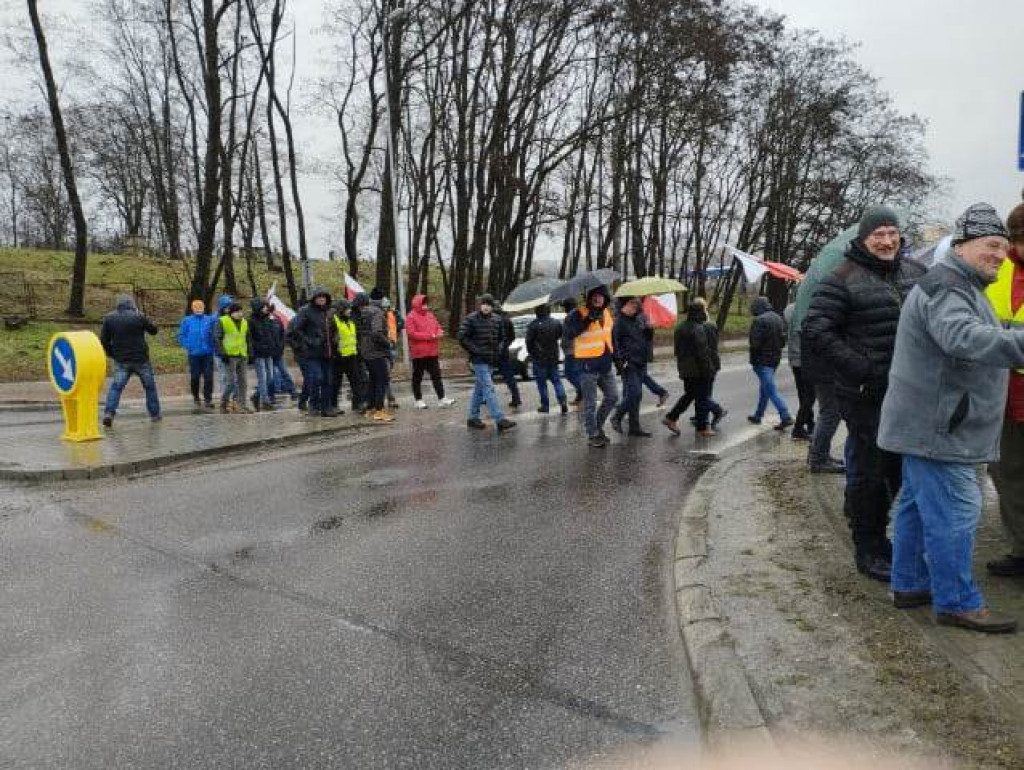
[498, 357, 522, 405]
[642, 371, 667, 399]
[614, 363, 646, 430]
[300, 358, 333, 414]
[469, 361, 505, 422]
[104, 361, 161, 418]
[254, 357, 275, 405]
[272, 355, 296, 397]
[751, 365, 790, 420]
[533, 363, 566, 410]
[580, 366, 618, 437]
[563, 355, 582, 398]
[892, 456, 984, 614]
[187, 354, 214, 404]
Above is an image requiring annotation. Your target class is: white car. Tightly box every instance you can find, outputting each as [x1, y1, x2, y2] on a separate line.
[505, 312, 567, 380]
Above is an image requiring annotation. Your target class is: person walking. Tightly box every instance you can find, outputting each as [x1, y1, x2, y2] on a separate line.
[458, 294, 516, 432]
[214, 302, 253, 414]
[525, 303, 567, 414]
[639, 310, 670, 408]
[784, 302, 815, 440]
[610, 296, 652, 437]
[177, 299, 216, 412]
[248, 298, 284, 412]
[287, 286, 337, 418]
[355, 292, 395, 422]
[804, 205, 927, 581]
[986, 202, 1024, 578]
[100, 294, 161, 426]
[879, 203, 1023, 633]
[331, 298, 364, 414]
[405, 294, 456, 409]
[494, 302, 523, 410]
[560, 298, 583, 406]
[747, 296, 792, 429]
[564, 285, 618, 448]
[663, 299, 723, 437]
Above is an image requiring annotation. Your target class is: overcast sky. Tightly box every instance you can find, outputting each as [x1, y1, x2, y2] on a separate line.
[6, 0, 1023, 257]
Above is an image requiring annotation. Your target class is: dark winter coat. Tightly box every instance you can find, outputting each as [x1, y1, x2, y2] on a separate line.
[748, 297, 786, 369]
[356, 301, 392, 360]
[249, 300, 285, 359]
[286, 286, 336, 361]
[525, 310, 563, 368]
[803, 240, 926, 404]
[457, 310, 503, 365]
[100, 295, 158, 365]
[675, 310, 720, 379]
[497, 312, 516, 361]
[612, 311, 648, 368]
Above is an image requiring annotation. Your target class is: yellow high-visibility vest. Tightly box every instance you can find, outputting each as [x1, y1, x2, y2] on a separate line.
[334, 316, 358, 357]
[986, 257, 1024, 374]
[573, 308, 614, 359]
[219, 316, 248, 357]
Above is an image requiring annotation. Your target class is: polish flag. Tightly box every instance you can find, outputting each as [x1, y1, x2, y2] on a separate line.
[643, 294, 677, 329]
[266, 283, 295, 328]
[729, 248, 803, 284]
[344, 274, 366, 300]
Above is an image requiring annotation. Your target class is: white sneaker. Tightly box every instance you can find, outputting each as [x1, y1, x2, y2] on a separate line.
[439, 398, 456, 407]
[415, 400, 428, 409]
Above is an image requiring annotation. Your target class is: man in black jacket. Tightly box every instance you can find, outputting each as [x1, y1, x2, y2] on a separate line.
[525, 303, 567, 414]
[747, 296, 792, 429]
[101, 294, 162, 426]
[249, 299, 284, 411]
[803, 205, 927, 581]
[494, 303, 523, 409]
[287, 286, 337, 418]
[663, 299, 724, 436]
[610, 296, 652, 437]
[458, 294, 516, 432]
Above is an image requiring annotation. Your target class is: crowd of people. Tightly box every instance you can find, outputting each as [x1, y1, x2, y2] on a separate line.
[96, 200, 1024, 634]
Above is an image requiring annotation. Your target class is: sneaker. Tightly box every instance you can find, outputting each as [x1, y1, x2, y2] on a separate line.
[415, 400, 429, 409]
[102, 415, 113, 427]
[791, 428, 812, 440]
[696, 427, 716, 438]
[986, 555, 1024, 577]
[662, 417, 681, 436]
[373, 410, 395, 423]
[892, 591, 932, 609]
[656, 393, 669, 408]
[810, 459, 846, 474]
[747, 415, 762, 425]
[496, 418, 517, 433]
[856, 554, 892, 583]
[774, 417, 795, 431]
[439, 397, 456, 407]
[936, 607, 1017, 634]
[467, 418, 487, 430]
[588, 434, 608, 448]
[610, 414, 624, 434]
[711, 409, 728, 428]
[537, 406, 550, 414]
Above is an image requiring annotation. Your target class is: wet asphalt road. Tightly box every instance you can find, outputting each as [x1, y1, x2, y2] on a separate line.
[0, 361, 785, 768]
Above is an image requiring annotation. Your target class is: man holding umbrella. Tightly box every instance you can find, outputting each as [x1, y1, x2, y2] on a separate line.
[564, 284, 618, 448]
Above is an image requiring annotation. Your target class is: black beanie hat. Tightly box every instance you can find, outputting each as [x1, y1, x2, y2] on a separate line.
[369, 287, 384, 301]
[857, 206, 900, 240]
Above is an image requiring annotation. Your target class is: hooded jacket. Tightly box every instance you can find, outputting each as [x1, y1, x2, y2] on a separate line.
[354, 294, 392, 360]
[405, 294, 443, 359]
[675, 305, 720, 379]
[748, 297, 786, 368]
[879, 254, 1024, 463]
[249, 299, 285, 358]
[525, 305, 563, 367]
[563, 286, 614, 373]
[287, 286, 336, 360]
[803, 239, 926, 404]
[100, 295, 158, 365]
[177, 311, 216, 357]
[612, 307, 648, 368]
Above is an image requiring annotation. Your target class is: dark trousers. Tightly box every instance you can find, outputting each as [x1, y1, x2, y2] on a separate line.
[792, 366, 816, 434]
[667, 376, 720, 429]
[809, 380, 843, 466]
[533, 362, 566, 410]
[563, 355, 582, 398]
[301, 358, 333, 414]
[841, 399, 902, 561]
[412, 356, 445, 400]
[498, 357, 522, 405]
[332, 355, 363, 410]
[187, 354, 214, 404]
[366, 357, 390, 410]
[614, 364, 645, 430]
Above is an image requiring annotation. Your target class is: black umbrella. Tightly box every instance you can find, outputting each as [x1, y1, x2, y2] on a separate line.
[547, 269, 618, 304]
[502, 276, 566, 312]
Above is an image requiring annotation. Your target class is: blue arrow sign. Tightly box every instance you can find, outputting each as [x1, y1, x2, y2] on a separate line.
[50, 337, 77, 394]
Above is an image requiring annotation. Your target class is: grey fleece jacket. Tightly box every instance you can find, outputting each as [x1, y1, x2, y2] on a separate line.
[878, 255, 1024, 464]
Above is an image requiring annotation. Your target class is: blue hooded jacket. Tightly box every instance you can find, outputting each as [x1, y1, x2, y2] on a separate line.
[178, 312, 217, 356]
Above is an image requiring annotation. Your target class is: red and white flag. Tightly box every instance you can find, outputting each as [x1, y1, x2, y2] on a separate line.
[266, 283, 295, 328]
[643, 294, 677, 329]
[344, 274, 366, 300]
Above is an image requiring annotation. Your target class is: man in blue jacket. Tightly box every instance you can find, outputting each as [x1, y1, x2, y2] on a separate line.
[177, 299, 217, 411]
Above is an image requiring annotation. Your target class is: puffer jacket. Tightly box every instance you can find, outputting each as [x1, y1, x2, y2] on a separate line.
[249, 299, 285, 358]
[748, 297, 786, 368]
[405, 295, 443, 359]
[356, 301, 392, 360]
[286, 286, 335, 360]
[457, 310, 503, 365]
[803, 239, 926, 404]
[675, 308, 720, 379]
[100, 295, 158, 364]
[613, 310, 648, 368]
[177, 313, 216, 357]
[525, 308, 563, 368]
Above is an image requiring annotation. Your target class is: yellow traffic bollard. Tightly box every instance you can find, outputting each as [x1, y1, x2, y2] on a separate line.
[47, 331, 107, 442]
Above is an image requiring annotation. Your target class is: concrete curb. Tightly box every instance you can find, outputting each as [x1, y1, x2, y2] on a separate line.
[674, 453, 777, 750]
[0, 420, 386, 485]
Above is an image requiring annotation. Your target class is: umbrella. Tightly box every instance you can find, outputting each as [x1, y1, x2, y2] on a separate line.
[614, 276, 686, 298]
[501, 276, 565, 313]
[547, 269, 619, 304]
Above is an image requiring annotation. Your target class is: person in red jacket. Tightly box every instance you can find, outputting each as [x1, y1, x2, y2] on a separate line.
[406, 294, 456, 409]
